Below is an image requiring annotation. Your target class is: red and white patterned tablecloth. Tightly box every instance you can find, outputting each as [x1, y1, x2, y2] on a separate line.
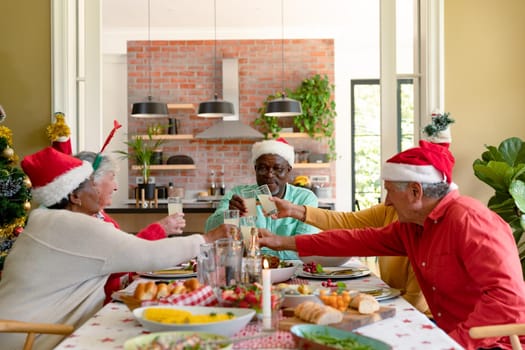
[54, 264, 464, 350]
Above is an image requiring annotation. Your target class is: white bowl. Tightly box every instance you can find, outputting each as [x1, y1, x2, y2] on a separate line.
[270, 264, 298, 283]
[300, 256, 353, 267]
[124, 331, 233, 350]
[132, 305, 255, 337]
[277, 285, 323, 309]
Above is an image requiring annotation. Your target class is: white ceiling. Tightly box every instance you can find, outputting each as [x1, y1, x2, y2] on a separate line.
[102, 0, 360, 32]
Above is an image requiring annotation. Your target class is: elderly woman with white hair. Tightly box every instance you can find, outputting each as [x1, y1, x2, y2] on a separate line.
[0, 147, 231, 350]
[75, 151, 186, 304]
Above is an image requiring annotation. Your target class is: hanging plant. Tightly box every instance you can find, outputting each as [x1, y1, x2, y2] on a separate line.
[288, 74, 337, 160]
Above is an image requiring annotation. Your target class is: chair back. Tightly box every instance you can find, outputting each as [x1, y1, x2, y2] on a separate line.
[0, 319, 74, 350]
[469, 323, 525, 350]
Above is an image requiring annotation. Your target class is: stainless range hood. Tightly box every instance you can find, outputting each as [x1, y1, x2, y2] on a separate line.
[196, 58, 264, 140]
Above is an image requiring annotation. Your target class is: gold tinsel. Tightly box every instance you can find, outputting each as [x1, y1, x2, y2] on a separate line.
[0, 126, 13, 145]
[46, 112, 71, 142]
[0, 217, 25, 240]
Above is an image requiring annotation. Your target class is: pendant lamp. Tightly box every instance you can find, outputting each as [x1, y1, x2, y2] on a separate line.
[131, 0, 168, 118]
[197, 0, 235, 118]
[264, 0, 302, 117]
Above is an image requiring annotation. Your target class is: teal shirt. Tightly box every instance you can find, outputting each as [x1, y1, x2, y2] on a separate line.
[204, 183, 319, 260]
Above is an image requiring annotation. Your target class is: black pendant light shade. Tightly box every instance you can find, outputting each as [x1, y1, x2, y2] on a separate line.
[197, 94, 234, 117]
[264, 0, 302, 118]
[265, 94, 302, 117]
[131, 98, 169, 118]
[131, 0, 168, 118]
[197, 0, 235, 118]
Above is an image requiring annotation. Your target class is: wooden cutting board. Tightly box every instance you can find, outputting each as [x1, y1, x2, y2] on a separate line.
[279, 306, 396, 332]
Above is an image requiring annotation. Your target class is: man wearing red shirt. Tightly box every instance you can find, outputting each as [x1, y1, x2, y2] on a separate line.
[260, 140, 525, 350]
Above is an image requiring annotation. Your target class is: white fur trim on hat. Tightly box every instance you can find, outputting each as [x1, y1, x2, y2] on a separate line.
[427, 127, 452, 144]
[251, 139, 295, 167]
[32, 161, 93, 207]
[381, 163, 445, 183]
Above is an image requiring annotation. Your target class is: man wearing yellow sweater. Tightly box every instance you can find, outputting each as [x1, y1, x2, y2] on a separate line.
[271, 198, 430, 315]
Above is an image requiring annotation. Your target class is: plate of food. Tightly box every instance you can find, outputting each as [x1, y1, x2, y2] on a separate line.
[290, 324, 392, 350]
[132, 305, 255, 337]
[297, 266, 371, 280]
[139, 262, 197, 279]
[358, 287, 401, 301]
[124, 331, 232, 350]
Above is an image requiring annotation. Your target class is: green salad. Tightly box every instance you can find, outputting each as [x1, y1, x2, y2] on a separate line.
[303, 331, 375, 350]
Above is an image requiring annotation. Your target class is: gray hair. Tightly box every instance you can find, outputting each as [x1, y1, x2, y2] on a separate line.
[75, 151, 118, 184]
[392, 181, 450, 199]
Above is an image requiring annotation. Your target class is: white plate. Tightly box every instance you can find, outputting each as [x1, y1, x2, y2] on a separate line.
[297, 266, 371, 280]
[360, 287, 401, 301]
[132, 305, 255, 337]
[124, 331, 233, 350]
[138, 266, 197, 279]
[299, 256, 353, 267]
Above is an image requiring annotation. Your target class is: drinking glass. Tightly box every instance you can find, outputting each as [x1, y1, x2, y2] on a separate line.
[240, 215, 257, 248]
[223, 209, 240, 227]
[167, 196, 183, 215]
[241, 189, 258, 217]
[256, 184, 278, 215]
[197, 243, 217, 287]
[215, 238, 244, 286]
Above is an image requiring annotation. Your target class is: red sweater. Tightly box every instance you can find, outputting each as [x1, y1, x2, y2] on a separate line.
[100, 210, 166, 304]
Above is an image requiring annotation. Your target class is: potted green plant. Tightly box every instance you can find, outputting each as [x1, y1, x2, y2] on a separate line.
[288, 74, 337, 160]
[473, 137, 525, 278]
[255, 74, 337, 159]
[115, 129, 165, 200]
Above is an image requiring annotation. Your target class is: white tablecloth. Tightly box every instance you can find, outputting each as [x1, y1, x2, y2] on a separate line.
[54, 262, 464, 349]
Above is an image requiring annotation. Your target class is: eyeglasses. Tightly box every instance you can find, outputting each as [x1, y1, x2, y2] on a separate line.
[255, 165, 289, 176]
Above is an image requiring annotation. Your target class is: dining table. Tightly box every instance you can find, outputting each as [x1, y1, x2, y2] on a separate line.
[53, 259, 464, 349]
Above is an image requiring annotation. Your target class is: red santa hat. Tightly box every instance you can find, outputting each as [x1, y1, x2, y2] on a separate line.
[251, 137, 295, 166]
[21, 147, 93, 207]
[382, 140, 455, 184]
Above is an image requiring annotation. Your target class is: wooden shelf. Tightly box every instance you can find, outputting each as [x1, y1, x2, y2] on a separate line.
[136, 134, 194, 140]
[294, 163, 331, 169]
[132, 164, 196, 171]
[167, 103, 195, 112]
[279, 132, 323, 139]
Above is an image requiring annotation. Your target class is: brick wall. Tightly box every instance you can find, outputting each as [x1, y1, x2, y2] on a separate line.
[127, 39, 335, 198]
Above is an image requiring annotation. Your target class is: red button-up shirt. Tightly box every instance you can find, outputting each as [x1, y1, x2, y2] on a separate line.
[296, 190, 525, 349]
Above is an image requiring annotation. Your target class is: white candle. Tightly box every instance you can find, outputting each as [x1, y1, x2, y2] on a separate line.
[262, 258, 272, 330]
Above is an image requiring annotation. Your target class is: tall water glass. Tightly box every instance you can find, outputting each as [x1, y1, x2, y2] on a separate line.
[197, 243, 217, 287]
[223, 209, 240, 226]
[240, 215, 257, 248]
[241, 189, 258, 217]
[215, 238, 243, 286]
[256, 184, 278, 215]
[167, 196, 183, 215]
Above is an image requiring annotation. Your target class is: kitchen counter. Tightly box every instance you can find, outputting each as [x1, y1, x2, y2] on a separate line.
[105, 200, 334, 234]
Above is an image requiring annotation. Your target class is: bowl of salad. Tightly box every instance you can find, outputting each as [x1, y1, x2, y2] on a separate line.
[124, 331, 232, 350]
[290, 324, 392, 350]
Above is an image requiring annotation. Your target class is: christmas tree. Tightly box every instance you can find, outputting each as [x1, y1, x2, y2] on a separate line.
[0, 105, 32, 277]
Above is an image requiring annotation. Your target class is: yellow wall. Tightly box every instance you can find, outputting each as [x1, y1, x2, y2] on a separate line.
[0, 0, 51, 158]
[1, 1, 525, 204]
[445, 0, 525, 202]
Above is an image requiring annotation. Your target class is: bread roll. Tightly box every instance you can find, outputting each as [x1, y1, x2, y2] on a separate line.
[349, 293, 380, 314]
[183, 278, 200, 291]
[134, 281, 158, 301]
[294, 301, 343, 325]
[156, 283, 170, 298]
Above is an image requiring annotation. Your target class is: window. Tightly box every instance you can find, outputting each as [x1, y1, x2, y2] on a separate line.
[351, 79, 415, 211]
